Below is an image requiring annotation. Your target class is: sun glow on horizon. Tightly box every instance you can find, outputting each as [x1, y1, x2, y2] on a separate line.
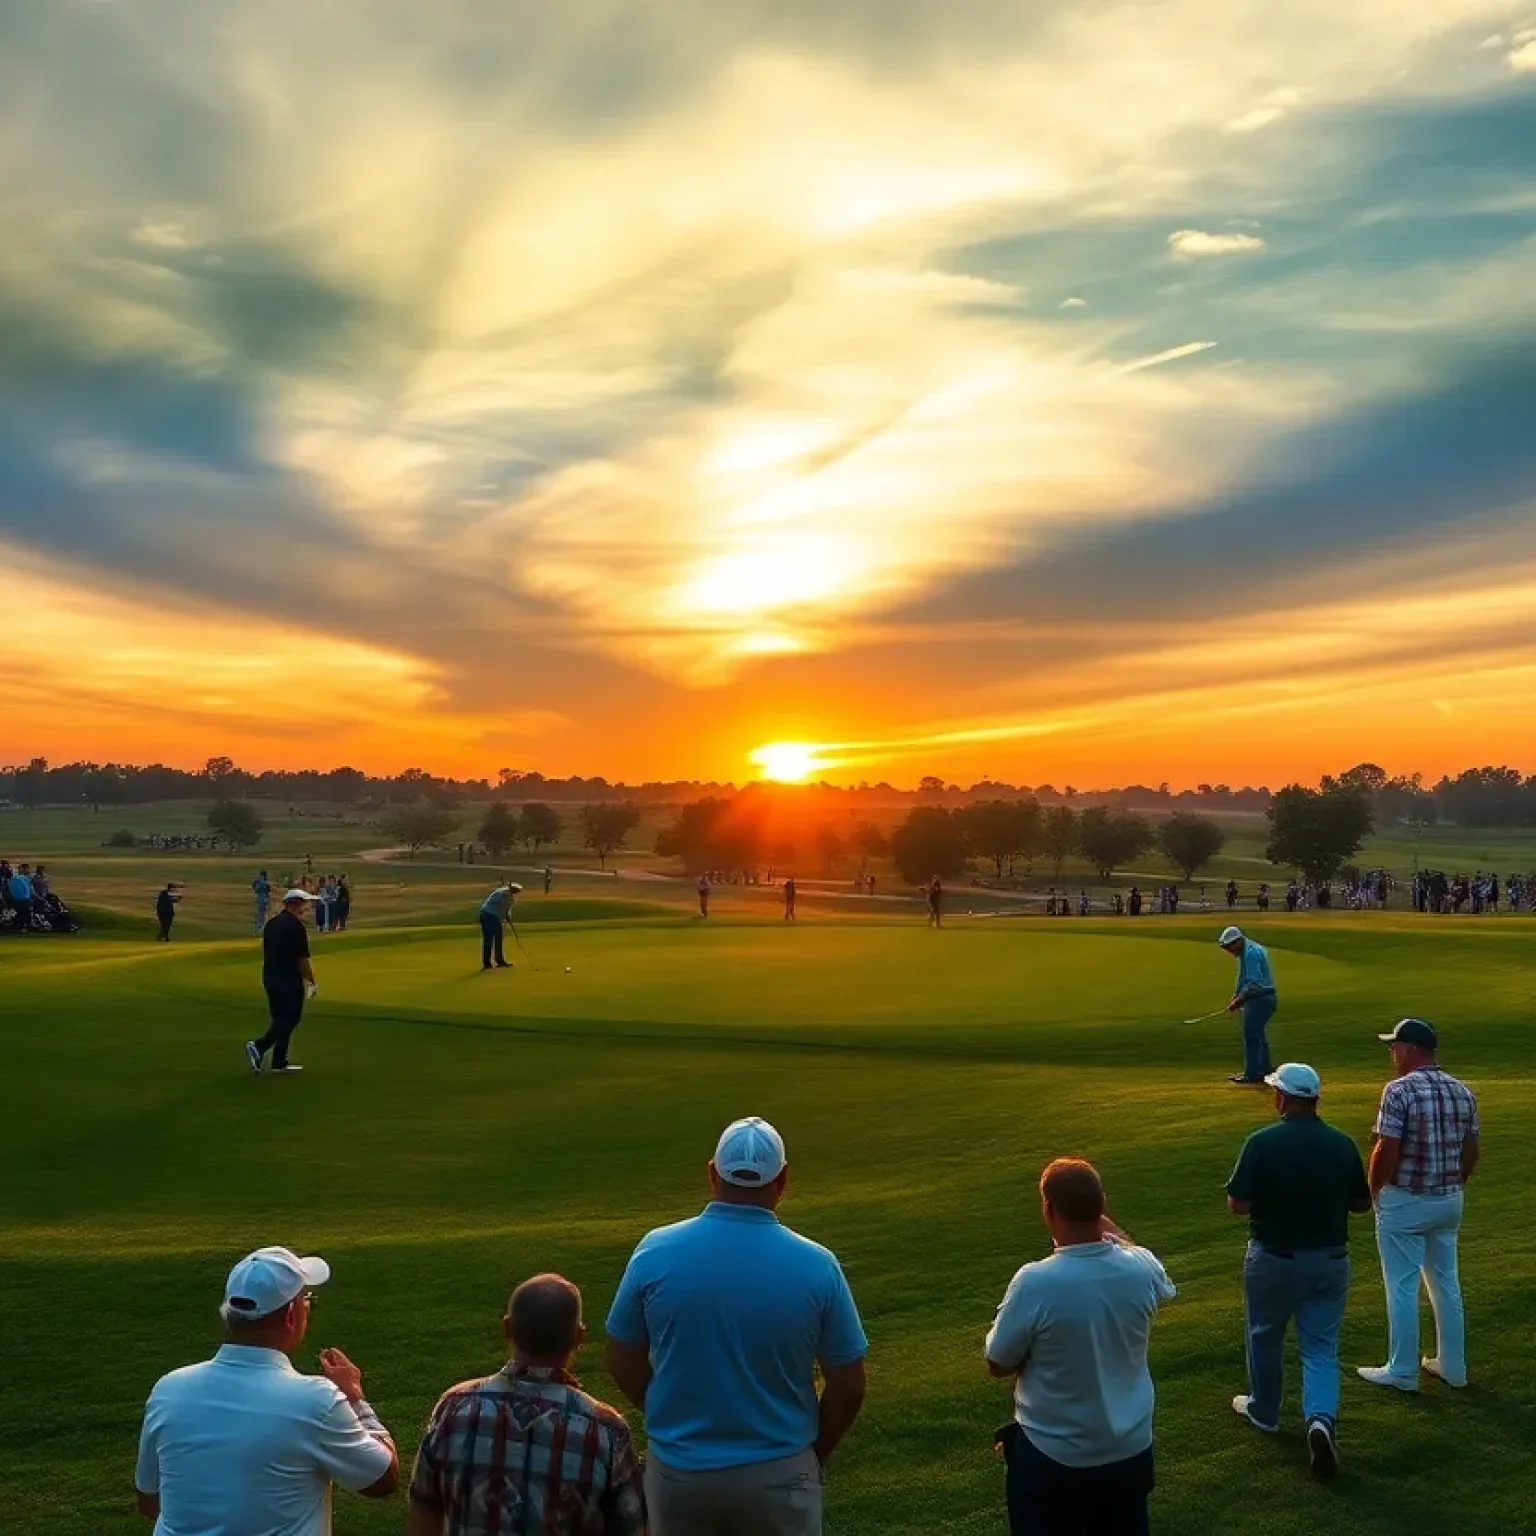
[750, 741, 825, 783]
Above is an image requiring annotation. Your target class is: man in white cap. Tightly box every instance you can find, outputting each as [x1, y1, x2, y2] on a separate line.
[605, 1116, 868, 1535]
[247, 889, 318, 1074]
[1225, 1063, 1371, 1479]
[1218, 925, 1278, 1086]
[478, 881, 522, 970]
[135, 1246, 397, 1532]
[1359, 1018, 1480, 1392]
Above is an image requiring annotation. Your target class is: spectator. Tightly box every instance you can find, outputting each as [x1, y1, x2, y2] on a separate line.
[334, 874, 351, 931]
[9, 861, 34, 932]
[155, 882, 179, 943]
[253, 869, 272, 936]
[410, 1274, 645, 1536]
[986, 1157, 1175, 1536]
[1359, 1019, 1480, 1392]
[606, 1116, 867, 1536]
[31, 863, 50, 900]
[135, 1246, 397, 1532]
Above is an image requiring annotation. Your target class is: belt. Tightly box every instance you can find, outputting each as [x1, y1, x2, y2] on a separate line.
[1259, 1247, 1347, 1260]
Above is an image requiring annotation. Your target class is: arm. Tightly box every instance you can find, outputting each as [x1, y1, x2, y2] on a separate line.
[814, 1359, 867, 1466]
[604, 1339, 652, 1411]
[409, 1505, 443, 1536]
[1460, 1131, 1480, 1183]
[135, 1493, 160, 1520]
[1228, 1197, 1252, 1215]
[1368, 1135, 1402, 1196]
[316, 1351, 399, 1499]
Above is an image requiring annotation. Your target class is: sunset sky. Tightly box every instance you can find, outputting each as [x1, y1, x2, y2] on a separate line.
[3, 2, 1536, 786]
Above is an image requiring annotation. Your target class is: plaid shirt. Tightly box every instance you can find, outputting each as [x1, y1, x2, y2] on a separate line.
[1375, 1066, 1480, 1196]
[410, 1364, 646, 1536]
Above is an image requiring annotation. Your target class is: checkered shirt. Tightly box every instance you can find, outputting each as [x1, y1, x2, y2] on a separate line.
[410, 1364, 646, 1536]
[1375, 1066, 1480, 1196]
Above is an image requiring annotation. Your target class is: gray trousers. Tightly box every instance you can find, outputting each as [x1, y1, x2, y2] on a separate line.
[645, 1449, 821, 1536]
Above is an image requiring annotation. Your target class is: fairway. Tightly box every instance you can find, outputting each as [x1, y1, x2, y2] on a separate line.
[5, 899, 1533, 1536]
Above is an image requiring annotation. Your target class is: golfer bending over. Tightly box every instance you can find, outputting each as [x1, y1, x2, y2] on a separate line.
[1219, 925, 1278, 1086]
[479, 882, 521, 970]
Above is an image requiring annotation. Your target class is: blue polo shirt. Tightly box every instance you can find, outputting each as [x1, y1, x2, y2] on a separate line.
[605, 1202, 867, 1472]
[9, 873, 31, 902]
[1235, 939, 1275, 999]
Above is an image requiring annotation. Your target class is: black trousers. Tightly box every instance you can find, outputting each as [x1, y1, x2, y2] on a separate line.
[157, 917, 173, 942]
[12, 899, 33, 931]
[253, 982, 306, 1068]
[1006, 1432, 1153, 1536]
[480, 912, 506, 967]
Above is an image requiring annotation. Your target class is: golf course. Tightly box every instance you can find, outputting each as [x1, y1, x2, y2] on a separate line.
[4, 823, 1533, 1536]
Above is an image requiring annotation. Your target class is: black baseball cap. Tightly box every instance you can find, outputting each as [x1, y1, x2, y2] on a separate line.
[1377, 1017, 1438, 1049]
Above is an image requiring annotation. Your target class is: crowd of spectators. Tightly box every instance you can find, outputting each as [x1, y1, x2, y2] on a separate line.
[0, 858, 77, 933]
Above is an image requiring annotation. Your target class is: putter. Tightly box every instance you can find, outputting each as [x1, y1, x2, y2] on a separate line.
[1181, 1007, 1228, 1026]
[507, 916, 541, 972]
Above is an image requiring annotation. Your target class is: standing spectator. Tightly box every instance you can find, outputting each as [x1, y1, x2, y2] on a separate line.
[783, 876, 797, 922]
[1225, 1064, 1371, 1479]
[155, 882, 179, 943]
[1218, 926, 1278, 1087]
[31, 863, 50, 900]
[544, 865, 555, 895]
[246, 889, 317, 1075]
[1256, 883, 1270, 913]
[1359, 1019, 1480, 1392]
[479, 882, 519, 970]
[314, 876, 331, 935]
[698, 874, 710, 918]
[928, 876, 944, 927]
[9, 861, 35, 931]
[410, 1274, 645, 1536]
[986, 1158, 1175, 1536]
[334, 874, 351, 931]
[252, 869, 272, 936]
[135, 1246, 397, 1531]
[605, 1116, 867, 1536]
[1226, 880, 1239, 910]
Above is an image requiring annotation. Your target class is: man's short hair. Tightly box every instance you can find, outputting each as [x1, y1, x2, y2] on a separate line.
[1040, 1158, 1105, 1224]
[508, 1274, 582, 1359]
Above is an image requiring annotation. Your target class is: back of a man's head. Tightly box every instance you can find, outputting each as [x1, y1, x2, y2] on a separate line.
[507, 1273, 582, 1363]
[1040, 1157, 1105, 1225]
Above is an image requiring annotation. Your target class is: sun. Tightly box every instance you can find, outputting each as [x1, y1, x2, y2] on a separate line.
[750, 741, 823, 784]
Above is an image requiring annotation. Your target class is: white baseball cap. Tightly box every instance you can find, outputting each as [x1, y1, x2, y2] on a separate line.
[1218, 925, 1244, 946]
[221, 1246, 330, 1321]
[1264, 1062, 1321, 1099]
[714, 1116, 787, 1187]
[282, 888, 311, 903]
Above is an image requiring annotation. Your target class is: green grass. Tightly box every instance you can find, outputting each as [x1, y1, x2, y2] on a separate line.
[4, 861, 1534, 1535]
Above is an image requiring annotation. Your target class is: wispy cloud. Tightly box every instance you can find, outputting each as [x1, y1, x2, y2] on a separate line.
[1168, 229, 1268, 256]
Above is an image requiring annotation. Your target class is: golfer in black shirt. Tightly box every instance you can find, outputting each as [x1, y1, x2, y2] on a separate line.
[155, 884, 179, 942]
[246, 889, 317, 1075]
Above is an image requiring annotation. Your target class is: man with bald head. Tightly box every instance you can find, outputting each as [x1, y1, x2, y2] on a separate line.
[410, 1272, 645, 1536]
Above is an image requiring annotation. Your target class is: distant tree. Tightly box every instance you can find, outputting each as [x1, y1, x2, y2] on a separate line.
[389, 767, 434, 804]
[581, 802, 641, 869]
[814, 822, 848, 874]
[13, 756, 48, 808]
[1041, 805, 1079, 880]
[1157, 813, 1227, 881]
[327, 766, 368, 804]
[425, 782, 462, 812]
[1332, 763, 1389, 794]
[850, 820, 890, 869]
[961, 798, 1044, 878]
[478, 802, 519, 859]
[519, 802, 562, 853]
[655, 796, 763, 873]
[1076, 807, 1155, 879]
[106, 828, 137, 848]
[207, 799, 265, 851]
[891, 806, 969, 885]
[381, 804, 458, 860]
[1266, 784, 1374, 884]
[917, 775, 947, 798]
[204, 755, 239, 792]
[84, 765, 126, 812]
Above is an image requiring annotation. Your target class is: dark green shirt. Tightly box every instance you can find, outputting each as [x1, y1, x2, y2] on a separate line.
[1226, 1115, 1370, 1252]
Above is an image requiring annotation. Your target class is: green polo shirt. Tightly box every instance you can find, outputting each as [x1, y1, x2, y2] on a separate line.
[1226, 1115, 1370, 1252]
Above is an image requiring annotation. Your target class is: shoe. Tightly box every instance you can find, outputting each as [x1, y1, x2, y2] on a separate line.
[270, 1064, 304, 1074]
[481, 964, 493, 971]
[1422, 1358, 1467, 1388]
[495, 962, 512, 968]
[1231, 1395, 1278, 1433]
[1228, 1075, 1266, 1086]
[1356, 1367, 1418, 1392]
[245, 1041, 263, 1075]
[1307, 1418, 1339, 1481]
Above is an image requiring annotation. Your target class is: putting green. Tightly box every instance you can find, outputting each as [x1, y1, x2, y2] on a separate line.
[4, 907, 1530, 1536]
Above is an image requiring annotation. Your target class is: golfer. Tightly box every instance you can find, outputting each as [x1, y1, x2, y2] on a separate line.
[1226, 1063, 1371, 1480]
[479, 882, 521, 970]
[1359, 1018, 1480, 1392]
[246, 889, 317, 1075]
[928, 876, 943, 927]
[783, 876, 797, 921]
[698, 874, 710, 918]
[155, 882, 179, 943]
[1218, 926, 1277, 1085]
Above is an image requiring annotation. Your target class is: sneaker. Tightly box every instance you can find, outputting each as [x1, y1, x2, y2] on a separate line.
[1356, 1366, 1418, 1392]
[1231, 1395, 1279, 1433]
[1307, 1418, 1339, 1481]
[270, 1064, 304, 1075]
[244, 1041, 263, 1075]
[1422, 1358, 1467, 1388]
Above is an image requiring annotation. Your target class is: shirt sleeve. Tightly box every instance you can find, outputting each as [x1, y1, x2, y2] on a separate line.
[604, 1251, 650, 1347]
[601, 1421, 648, 1536]
[408, 1400, 449, 1511]
[817, 1259, 869, 1368]
[311, 1390, 394, 1493]
[1375, 1081, 1406, 1139]
[985, 1266, 1037, 1369]
[135, 1398, 160, 1494]
[1467, 1088, 1481, 1138]
[1226, 1137, 1259, 1204]
[1123, 1243, 1178, 1304]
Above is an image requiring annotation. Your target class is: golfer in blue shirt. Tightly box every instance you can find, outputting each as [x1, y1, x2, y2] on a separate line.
[1220, 926, 1278, 1085]
[478, 883, 520, 971]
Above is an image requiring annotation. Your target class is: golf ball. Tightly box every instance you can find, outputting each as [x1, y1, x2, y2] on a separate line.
[564, 966, 572, 974]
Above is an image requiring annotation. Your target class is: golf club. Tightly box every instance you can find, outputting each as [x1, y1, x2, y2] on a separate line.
[1181, 1007, 1229, 1026]
[507, 915, 541, 971]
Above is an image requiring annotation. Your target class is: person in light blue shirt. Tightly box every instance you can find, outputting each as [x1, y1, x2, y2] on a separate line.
[253, 871, 272, 937]
[477, 883, 520, 970]
[1220, 925, 1278, 1085]
[605, 1117, 868, 1536]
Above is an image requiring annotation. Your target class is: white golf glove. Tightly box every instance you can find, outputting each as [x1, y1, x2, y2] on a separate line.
[306, 983, 319, 999]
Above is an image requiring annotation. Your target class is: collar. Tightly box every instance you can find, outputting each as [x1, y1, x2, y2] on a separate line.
[702, 1201, 780, 1224]
[501, 1361, 580, 1389]
[214, 1344, 296, 1372]
[1051, 1239, 1117, 1257]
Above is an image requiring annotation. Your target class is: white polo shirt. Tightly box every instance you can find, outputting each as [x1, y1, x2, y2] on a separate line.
[136, 1345, 392, 1536]
[986, 1239, 1176, 1469]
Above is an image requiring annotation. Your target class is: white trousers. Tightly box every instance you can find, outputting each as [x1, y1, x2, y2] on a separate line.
[1374, 1184, 1466, 1383]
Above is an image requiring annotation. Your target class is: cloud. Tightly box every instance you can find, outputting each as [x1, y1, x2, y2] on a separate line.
[1167, 229, 1267, 256]
[1226, 87, 1303, 132]
[1059, 296, 1088, 308]
[1118, 341, 1218, 374]
[1510, 40, 1536, 71]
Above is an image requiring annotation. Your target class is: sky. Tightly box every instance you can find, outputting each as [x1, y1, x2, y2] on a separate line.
[3, 0, 1536, 786]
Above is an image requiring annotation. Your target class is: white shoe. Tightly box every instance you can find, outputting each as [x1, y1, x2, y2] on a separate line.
[1356, 1366, 1418, 1392]
[1231, 1395, 1278, 1432]
[1422, 1358, 1467, 1388]
[270, 1064, 304, 1074]
[1306, 1418, 1339, 1481]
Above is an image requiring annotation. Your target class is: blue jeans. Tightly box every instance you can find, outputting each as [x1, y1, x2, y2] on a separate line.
[1240, 995, 1276, 1080]
[1242, 1241, 1349, 1426]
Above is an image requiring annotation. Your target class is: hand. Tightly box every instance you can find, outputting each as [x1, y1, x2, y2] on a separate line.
[1227, 999, 1241, 1013]
[306, 983, 319, 999]
[1098, 1213, 1129, 1244]
[319, 1347, 364, 1402]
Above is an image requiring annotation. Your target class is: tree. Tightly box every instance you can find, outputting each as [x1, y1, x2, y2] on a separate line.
[13, 756, 48, 808]
[1266, 784, 1374, 884]
[917, 775, 947, 798]
[850, 819, 890, 871]
[581, 802, 640, 868]
[519, 802, 562, 853]
[1332, 762, 1388, 794]
[961, 798, 1043, 878]
[1076, 807, 1154, 879]
[1041, 805, 1078, 880]
[207, 799, 265, 851]
[891, 806, 969, 884]
[814, 822, 848, 874]
[84, 765, 126, 812]
[478, 802, 519, 859]
[1157, 813, 1227, 881]
[381, 804, 458, 859]
[204, 755, 239, 791]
